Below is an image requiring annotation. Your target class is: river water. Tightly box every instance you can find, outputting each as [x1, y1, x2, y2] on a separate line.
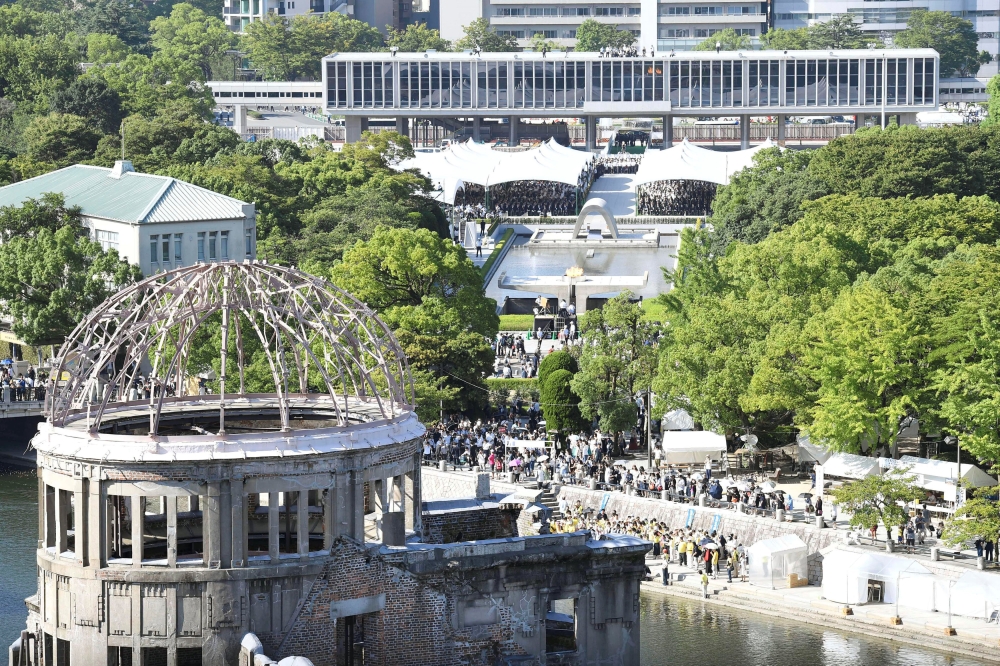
[0, 471, 988, 665]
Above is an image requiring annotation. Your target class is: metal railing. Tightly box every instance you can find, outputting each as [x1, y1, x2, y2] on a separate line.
[0, 386, 45, 404]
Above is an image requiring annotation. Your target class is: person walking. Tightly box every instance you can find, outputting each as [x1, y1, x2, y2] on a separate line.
[726, 551, 735, 583]
[700, 570, 710, 599]
[475, 235, 482, 258]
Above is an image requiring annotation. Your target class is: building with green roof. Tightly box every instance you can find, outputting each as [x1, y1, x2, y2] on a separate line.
[0, 161, 256, 275]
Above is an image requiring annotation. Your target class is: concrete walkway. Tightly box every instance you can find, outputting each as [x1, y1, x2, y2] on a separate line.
[643, 559, 1000, 662]
[584, 174, 636, 217]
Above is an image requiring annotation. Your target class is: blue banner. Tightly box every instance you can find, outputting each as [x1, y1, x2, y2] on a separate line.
[685, 508, 696, 528]
[710, 514, 722, 534]
[600, 493, 610, 512]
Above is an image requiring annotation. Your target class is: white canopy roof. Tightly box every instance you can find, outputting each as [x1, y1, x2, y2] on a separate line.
[661, 431, 727, 464]
[796, 432, 832, 464]
[633, 138, 776, 187]
[396, 139, 594, 203]
[822, 547, 935, 606]
[661, 408, 695, 431]
[883, 455, 997, 489]
[820, 453, 881, 480]
[951, 570, 1000, 618]
[749, 534, 808, 557]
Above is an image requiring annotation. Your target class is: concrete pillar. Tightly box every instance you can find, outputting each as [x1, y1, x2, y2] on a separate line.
[233, 104, 247, 134]
[297, 491, 309, 556]
[775, 508, 784, 522]
[740, 115, 750, 149]
[268, 492, 279, 563]
[899, 112, 917, 126]
[38, 477, 45, 549]
[510, 116, 519, 146]
[206, 483, 222, 567]
[345, 116, 368, 143]
[352, 472, 365, 542]
[472, 116, 482, 142]
[395, 116, 406, 135]
[776, 115, 786, 144]
[131, 495, 143, 567]
[324, 481, 336, 548]
[331, 474, 348, 542]
[88, 479, 102, 567]
[585, 116, 597, 151]
[166, 496, 178, 567]
[230, 478, 245, 567]
[663, 115, 673, 148]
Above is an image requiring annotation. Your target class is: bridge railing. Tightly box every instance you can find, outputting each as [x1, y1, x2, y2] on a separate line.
[0, 386, 44, 405]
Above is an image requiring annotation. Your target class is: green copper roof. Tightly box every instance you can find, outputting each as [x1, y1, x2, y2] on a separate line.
[0, 163, 250, 224]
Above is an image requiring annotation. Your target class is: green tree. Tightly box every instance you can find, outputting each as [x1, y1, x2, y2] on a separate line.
[537, 350, 578, 391]
[0, 34, 80, 114]
[985, 74, 1000, 127]
[572, 292, 658, 438]
[799, 279, 925, 455]
[0, 224, 141, 345]
[77, 0, 151, 51]
[50, 77, 122, 134]
[709, 147, 827, 254]
[759, 27, 810, 50]
[0, 192, 81, 242]
[386, 22, 450, 52]
[454, 18, 519, 52]
[330, 227, 496, 334]
[541, 368, 587, 442]
[830, 468, 924, 533]
[943, 487, 1000, 548]
[693, 28, 751, 51]
[242, 13, 383, 81]
[86, 32, 131, 63]
[572, 19, 636, 52]
[894, 9, 991, 76]
[150, 2, 236, 81]
[807, 15, 877, 49]
[83, 53, 214, 117]
[529, 32, 558, 52]
[23, 112, 102, 166]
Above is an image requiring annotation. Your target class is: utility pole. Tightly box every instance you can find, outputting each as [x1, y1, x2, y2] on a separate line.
[646, 389, 653, 470]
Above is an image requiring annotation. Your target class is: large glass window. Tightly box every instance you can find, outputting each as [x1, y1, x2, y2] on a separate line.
[221, 231, 229, 260]
[150, 235, 158, 266]
[174, 234, 183, 264]
[96, 229, 119, 252]
[197, 232, 205, 262]
[209, 232, 217, 261]
[161, 234, 171, 264]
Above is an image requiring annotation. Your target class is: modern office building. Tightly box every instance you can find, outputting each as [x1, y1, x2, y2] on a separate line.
[314, 48, 940, 145]
[773, 0, 998, 79]
[437, 0, 769, 52]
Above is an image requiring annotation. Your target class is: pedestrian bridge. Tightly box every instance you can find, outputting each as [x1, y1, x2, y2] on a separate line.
[206, 81, 323, 103]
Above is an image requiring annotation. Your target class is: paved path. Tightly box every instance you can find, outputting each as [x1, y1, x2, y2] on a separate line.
[584, 174, 636, 217]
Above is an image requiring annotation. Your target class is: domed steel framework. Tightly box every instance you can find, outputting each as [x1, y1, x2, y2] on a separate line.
[47, 261, 413, 435]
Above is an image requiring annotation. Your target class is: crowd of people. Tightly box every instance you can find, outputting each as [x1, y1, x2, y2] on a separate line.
[0, 363, 42, 401]
[598, 45, 650, 58]
[611, 130, 648, 151]
[637, 180, 717, 215]
[488, 180, 579, 217]
[595, 154, 642, 176]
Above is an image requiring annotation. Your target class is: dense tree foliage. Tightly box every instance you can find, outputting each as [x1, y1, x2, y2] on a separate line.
[386, 23, 450, 52]
[573, 19, 636, 52]
[692, 28, 751, 51]
[541, 369, 587, 442]
[454, 18, 519, 52]
[894, 9, 991, 77]
[537, 350, 578, 392]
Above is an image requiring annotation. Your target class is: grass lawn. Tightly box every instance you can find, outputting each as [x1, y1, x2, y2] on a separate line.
[499, 314, 534, 330]
[641, 298, 666, 322]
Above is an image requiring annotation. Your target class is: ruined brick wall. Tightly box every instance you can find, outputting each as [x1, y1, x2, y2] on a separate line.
[275, 539, 521, 666]
[421, 507, 520, 544]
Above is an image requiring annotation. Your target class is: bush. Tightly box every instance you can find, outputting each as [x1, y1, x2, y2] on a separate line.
[540, 368, 586, 438]
[538, 350, 578, 389]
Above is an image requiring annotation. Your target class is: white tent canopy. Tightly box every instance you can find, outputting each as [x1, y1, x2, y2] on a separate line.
[746, 535, 809, 589]
[661, 431, 727, 464]
[633, 138, 776, 187]
[796, 432, 832, 464]
[821, 548, 936, 606]
[882, 455, 996, 491]
[661, 408, 695, 431]
[396, 139, 595, 204]
[821, 453, 881, 480]
[951, 570, 1000, 619]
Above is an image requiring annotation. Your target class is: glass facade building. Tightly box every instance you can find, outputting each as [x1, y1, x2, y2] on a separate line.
[324, 51, 939, 113]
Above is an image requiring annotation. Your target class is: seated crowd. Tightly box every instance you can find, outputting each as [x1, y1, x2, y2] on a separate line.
[637, 179, 717, 216]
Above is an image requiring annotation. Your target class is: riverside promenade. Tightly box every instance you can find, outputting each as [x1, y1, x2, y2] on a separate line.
[422, 466, 1000, 662]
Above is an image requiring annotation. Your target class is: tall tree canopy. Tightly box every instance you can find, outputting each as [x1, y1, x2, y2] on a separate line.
[454, 18, 519, 52]
[894, 9, 991, 76]
[573, 19, 636, 52]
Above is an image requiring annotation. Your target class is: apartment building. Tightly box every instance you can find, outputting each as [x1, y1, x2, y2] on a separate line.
[223, 0, 403, 34]
[773, 0, 998, 78]
[437, 0, 768, 51]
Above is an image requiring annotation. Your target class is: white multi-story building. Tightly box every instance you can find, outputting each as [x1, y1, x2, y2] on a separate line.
[773, 0, 998, 79]
[438, 0, 768, 52]
[223, 0, 403, 34]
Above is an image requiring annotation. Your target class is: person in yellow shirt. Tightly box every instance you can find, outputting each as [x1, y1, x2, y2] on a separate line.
[711, 548, 720, 579]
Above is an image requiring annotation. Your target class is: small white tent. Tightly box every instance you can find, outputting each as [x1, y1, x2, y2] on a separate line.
[661, 431, 726, 465]
[821, 548, 935, 606]
[882, 455, 997, 494]
[746, 535, 809, 589]
[796, 433, 831, 464]
[821, 453, 881, 480]
[950, 570, 1000, 619]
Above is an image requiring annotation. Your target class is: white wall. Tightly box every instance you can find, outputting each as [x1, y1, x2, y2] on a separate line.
[83, 214, 257, 277]
[439, 0, 487, 42]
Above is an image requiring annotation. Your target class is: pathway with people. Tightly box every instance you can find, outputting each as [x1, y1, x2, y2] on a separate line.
[584, 174, 636, 218]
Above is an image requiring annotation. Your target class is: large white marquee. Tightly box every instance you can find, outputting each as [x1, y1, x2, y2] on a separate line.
[633, 138, 777, 187]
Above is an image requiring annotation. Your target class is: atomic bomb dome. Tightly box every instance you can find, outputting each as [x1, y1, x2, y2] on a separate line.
[27, 262, 426, 666]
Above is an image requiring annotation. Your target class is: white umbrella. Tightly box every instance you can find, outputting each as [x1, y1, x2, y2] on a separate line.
[536, 454, 550, 462]
[735, 481, 752, 492]
[761, 481, 777, 492]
